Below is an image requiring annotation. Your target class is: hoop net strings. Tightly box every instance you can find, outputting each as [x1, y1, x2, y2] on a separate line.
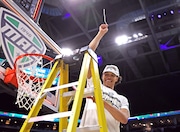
[15, 54, 54, 110]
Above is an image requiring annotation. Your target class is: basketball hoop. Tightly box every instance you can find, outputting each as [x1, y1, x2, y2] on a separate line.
[14, 53, 55, 110]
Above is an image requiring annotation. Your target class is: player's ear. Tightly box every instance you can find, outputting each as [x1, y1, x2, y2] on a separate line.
[101, 73, 104, 81]
[116, 76, 122, 83]
[119, 76, 122, 82]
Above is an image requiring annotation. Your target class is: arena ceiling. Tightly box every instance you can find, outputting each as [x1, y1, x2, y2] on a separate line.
[0, 0, 180, 116]
[39, 0, 180, 83]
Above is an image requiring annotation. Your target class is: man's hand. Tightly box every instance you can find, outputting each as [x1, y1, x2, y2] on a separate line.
[87, 96, 95, 102]
[99, 24, 108, 36]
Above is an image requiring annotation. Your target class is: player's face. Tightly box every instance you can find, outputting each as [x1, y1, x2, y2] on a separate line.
[102, 72, 118, 89]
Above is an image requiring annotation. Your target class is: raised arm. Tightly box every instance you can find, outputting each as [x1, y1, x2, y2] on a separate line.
[87, 24, 108, 78]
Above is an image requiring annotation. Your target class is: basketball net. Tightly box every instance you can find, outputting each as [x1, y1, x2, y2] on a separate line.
[14, 53, 54, 110]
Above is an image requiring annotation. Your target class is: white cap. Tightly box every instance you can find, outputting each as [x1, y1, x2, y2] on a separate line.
[103, 65, 120, 77]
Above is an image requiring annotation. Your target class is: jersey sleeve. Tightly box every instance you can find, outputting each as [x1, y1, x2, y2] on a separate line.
[120, 95, 130, 111]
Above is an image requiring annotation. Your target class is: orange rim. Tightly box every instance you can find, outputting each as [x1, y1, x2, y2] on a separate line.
[14, 53, 54, 82]
[14, 53, 54, 69]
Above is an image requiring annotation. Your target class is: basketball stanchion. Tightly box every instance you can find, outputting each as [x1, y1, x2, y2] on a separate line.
[13, 53, 55, 110]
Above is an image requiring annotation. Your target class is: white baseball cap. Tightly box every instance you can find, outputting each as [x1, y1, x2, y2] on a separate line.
[103, 65, 120, 77]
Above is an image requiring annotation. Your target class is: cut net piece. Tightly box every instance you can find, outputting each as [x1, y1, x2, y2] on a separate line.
[14, 53, 54, 110]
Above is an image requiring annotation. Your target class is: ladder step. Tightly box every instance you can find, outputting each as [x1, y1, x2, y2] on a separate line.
[28, 111, 72, 123]
[63, 87, 94, 97]
[63, 125, 100, 132]
[43, 81, 79, 93]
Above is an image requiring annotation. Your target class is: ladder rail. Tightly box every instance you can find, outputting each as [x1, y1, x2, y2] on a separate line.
[59, 61, 69, 131]
[66, 52, 91, 132]
[90, 59, 108, 132]
[19, 60, 61, 132]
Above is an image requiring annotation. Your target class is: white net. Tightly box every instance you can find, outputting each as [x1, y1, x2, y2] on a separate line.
[15, 54, 54, 110]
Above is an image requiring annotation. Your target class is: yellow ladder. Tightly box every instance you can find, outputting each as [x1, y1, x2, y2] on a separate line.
[19, 46, 108, 132]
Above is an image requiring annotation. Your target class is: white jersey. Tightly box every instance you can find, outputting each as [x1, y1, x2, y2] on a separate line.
[79, 78, 129, 132]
